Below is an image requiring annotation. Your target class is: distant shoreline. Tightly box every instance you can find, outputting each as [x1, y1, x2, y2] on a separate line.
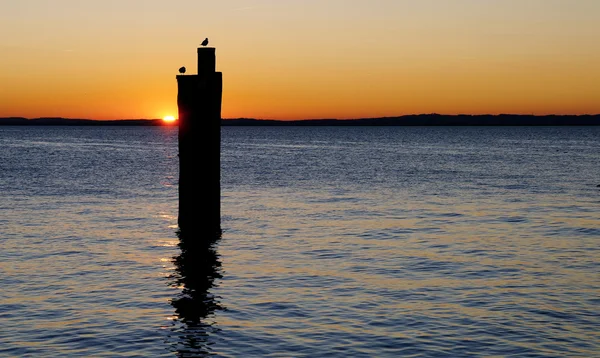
[1, 114, 599, 126]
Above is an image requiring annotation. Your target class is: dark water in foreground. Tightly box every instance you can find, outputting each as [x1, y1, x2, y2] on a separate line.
[1, 126, 599, 357]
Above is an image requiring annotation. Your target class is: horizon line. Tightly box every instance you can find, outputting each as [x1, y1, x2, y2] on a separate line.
[3, 113, 600, 122]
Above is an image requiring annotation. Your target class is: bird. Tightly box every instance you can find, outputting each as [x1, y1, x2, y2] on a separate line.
[179, 66, 186, 74]
[201, 38, 209, 46]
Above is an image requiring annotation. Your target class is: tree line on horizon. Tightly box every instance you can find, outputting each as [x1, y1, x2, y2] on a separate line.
[0, 114, 599, 126]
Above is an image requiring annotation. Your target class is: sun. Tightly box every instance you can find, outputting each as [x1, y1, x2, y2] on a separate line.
[163, 115, 176, 123]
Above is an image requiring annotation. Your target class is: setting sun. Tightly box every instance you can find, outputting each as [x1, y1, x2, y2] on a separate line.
[163, 115, 176, 123]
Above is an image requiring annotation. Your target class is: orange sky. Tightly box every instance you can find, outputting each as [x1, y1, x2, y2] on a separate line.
[1, 0, 599, 120]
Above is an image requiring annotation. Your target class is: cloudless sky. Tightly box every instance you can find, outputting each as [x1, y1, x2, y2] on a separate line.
[1, 0, 599, 119]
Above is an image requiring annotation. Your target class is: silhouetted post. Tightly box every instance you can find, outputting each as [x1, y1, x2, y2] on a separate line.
[177, 47, 222, 235]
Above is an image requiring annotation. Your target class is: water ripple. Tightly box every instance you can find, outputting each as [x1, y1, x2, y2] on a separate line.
[1, 126, 599, 356]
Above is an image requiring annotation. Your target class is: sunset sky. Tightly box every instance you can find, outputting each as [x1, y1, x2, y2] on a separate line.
[1, 0, 599, 120]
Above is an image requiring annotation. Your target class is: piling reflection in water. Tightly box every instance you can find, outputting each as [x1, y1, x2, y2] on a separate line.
[167, 228, 224, 356]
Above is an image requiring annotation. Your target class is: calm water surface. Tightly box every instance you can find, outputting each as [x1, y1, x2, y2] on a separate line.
[0, 126, 599, 357]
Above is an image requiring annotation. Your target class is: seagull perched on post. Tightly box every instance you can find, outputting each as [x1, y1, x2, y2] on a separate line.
[179, 66, 186, 74]
[201, 38, 209, 46]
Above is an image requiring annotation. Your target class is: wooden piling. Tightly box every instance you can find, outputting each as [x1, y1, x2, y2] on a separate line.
[177, 47, 222, 235]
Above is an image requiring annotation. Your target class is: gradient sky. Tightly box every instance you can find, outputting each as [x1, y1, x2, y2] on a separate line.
[1, 0, 599, 120]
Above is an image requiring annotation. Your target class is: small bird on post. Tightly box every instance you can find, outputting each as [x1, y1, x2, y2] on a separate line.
[201, 38, 209, 46]
[179, 66, 186, 74]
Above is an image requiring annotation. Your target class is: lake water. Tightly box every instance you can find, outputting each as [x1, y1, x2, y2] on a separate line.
[1, 126, 599, 357]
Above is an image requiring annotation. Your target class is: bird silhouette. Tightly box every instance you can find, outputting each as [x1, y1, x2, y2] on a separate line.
[201, 38, 209, 46]
[179, 66, 186, 74]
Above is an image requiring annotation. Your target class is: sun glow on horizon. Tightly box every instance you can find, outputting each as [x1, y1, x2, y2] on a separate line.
[163, 115, 176, 123]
